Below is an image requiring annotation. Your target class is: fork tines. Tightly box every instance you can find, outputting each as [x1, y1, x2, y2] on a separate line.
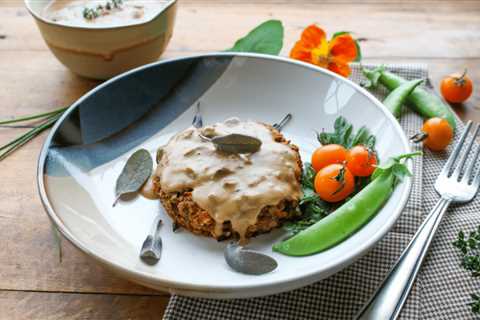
[443, 121, 480, 185]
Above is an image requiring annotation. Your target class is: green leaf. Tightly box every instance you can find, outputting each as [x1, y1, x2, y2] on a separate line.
[317, 116, 376, 151]
[340, 123, 353, 146]
[317, 131, 336, 145]
[353, 41, 362, 62]
[227, 20, 284, 55]
[210, 133, 262, 154]
[114, 149, 153, 206]
[331, 116, 353, 146]
[365, 135, 376, 150]
[350, 126, 370, 148]
[334, 116, 348, 132]
[372, 152, 419, 182]
[392, 164, 412, 182]
[332, 31, 350, 38]
[301, 163, 316, 189]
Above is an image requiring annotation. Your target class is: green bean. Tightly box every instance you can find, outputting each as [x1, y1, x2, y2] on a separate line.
[383, 79, 423, 118]
[362, 66, 456, 129]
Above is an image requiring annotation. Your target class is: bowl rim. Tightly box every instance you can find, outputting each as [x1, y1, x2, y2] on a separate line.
[24, 0, 177, 30]
[37, 52, 413, 295]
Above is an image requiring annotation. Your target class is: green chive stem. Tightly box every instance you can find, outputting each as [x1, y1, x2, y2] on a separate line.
[0, 107, 67, 125]
[0, 113, 61, 161]
[0, 113, 59, 152]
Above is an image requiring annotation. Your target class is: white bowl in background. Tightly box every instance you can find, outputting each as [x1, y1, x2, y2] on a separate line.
[25, 0, 177, 80]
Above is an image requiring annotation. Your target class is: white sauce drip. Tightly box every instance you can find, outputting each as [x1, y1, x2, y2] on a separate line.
[43, 0, 168, 27]
[155, 118, 302, 241]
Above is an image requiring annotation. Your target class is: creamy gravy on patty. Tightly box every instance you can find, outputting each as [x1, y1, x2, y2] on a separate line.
[155, 118, 302, 241]
[43, 0, 168, 27]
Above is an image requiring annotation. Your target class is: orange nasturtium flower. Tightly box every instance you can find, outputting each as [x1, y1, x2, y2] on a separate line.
[290, 25, 359, 77]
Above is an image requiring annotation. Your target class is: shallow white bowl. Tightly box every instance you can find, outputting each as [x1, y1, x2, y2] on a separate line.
[37, 53, 411, 299]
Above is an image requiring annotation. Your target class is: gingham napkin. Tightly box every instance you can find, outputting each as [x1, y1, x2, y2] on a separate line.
[164, 64, 478, 319]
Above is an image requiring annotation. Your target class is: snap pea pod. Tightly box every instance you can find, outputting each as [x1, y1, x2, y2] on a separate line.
[362, 66, 456, 130]
[272, 172, 395, 256]
[383, 79, 423, 118]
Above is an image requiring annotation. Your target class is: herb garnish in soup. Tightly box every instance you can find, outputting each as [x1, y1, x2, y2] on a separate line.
[43, 0, 169, 27]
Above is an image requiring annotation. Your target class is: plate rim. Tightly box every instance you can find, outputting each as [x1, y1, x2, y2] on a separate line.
[37, 52, 412, 296]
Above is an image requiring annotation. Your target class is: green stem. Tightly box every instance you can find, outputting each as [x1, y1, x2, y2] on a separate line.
[395, 151, 423, 162]
[0, 107, 67, 125]
[0, 132, 28, 152]
[0, 114, 59, 151]
[0, 113, 61, 161]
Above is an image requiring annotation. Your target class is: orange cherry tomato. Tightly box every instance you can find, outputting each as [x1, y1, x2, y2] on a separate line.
[314, 164, 354, 203]
[346, 145, 377, 177]
[440, 70, 473, 104]
[311, 144, 347, 172]
[420, 117, 454, 151]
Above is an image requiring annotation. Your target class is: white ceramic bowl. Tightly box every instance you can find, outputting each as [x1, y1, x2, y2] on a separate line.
[25, 0, 177, 80]
[37, 53, 412, 299]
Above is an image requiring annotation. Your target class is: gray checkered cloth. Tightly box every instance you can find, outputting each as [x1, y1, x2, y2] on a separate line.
[163, 64, 479, 319]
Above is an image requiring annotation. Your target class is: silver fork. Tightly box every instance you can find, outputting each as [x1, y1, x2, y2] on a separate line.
[356, 121, 480, 319]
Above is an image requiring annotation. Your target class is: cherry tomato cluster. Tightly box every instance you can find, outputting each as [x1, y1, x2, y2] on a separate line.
[311, 144, 377, 203]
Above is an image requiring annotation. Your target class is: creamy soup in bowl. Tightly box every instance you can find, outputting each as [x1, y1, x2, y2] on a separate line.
[43, 0, 169, 28]
[25, 0, 177, 79]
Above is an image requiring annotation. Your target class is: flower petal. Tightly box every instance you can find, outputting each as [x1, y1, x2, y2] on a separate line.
[329, 34, 358, 63]
[328, 61, 351, 77]
[300, 25, 327, 48]
[289, 41, 313, 63]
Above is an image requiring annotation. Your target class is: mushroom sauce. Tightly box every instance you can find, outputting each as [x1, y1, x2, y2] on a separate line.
[154, 118, 302, 241]
[43, 0, 169, 27]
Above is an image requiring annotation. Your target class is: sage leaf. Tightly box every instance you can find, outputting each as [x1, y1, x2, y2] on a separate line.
[211, 134, 262, 154]
[227, 20, 284, 55]
[113, 149, 153, 206]
[224, 242, 277, 275]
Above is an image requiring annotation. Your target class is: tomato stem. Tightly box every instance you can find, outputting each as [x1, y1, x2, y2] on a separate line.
[455, 68, 468, 86]
[410, 132, 429, 143]
[332, 165, 346, 195]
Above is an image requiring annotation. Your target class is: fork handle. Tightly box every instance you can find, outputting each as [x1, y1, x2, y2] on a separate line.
[355, 196, 452, 320]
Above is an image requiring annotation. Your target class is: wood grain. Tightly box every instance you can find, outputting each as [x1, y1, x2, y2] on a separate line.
[0, 291, 167, 320]
[0, 0, 479, 319]
[1, 1, 479, 59]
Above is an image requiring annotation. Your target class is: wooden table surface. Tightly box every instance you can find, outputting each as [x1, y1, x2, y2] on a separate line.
[0, 0, 479, 319]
